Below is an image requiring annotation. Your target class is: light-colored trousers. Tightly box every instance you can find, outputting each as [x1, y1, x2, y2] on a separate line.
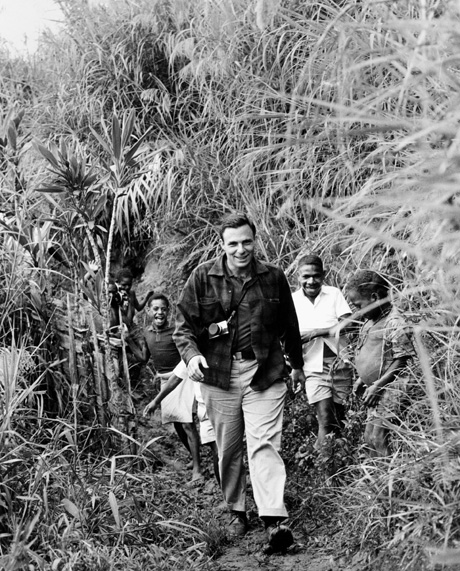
[200, 358, 288, 518]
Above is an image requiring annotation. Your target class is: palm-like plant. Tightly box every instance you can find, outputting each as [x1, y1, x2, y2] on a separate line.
[36, 138, 103, 276]
[90, 109, 152, 300]
[36, 110, 151, 444]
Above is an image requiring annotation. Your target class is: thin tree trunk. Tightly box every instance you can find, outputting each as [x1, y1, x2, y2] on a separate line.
[67, 295, 79, 446]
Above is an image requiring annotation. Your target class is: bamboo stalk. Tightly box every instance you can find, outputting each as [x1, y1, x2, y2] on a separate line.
[118, 308, 137, 457]
[66, 294, 79, 444]
[88, 311, 107, 428]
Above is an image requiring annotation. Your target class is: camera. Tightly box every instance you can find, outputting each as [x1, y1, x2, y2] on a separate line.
[208, 320, 229, 339]
[109, 283, 129, 310]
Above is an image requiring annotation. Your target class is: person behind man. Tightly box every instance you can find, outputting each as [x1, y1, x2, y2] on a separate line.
[110, 267, 154, 330]
[292, 255, 353, 463]
[173, 212, 305, 554]
[131, 294, 204, 484]
[347, 270, 414, 456]
[143, 359, 220, 485]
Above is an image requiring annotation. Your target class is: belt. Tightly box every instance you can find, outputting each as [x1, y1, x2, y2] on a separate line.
[232, 348, 256, 360]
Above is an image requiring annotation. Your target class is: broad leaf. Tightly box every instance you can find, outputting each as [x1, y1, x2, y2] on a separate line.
[35, 143, 60, 168]
[112, 115, 122, 161]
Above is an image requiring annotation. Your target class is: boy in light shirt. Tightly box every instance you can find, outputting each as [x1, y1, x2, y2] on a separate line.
[292, 255, 353, 456]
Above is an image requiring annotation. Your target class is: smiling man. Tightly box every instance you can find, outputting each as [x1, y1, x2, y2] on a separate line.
[174, 212, 304, 554]
[292, 255, 353, 468]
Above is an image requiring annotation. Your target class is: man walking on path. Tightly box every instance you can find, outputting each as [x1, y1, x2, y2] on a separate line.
[292, 255, 353, 468]
[173, 212, 305, 554]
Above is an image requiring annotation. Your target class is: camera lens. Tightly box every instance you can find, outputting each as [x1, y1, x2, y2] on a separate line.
[209, 323, 220, 336]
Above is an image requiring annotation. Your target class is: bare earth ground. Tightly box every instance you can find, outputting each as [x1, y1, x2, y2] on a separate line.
[135, 386, 360, 571]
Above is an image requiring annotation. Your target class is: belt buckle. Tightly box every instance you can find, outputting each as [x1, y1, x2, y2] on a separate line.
[233, 351, 243, 360]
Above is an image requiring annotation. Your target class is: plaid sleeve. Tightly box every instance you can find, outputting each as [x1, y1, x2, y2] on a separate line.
[278, 270, 303, 370]
[173, 270, 205, 366]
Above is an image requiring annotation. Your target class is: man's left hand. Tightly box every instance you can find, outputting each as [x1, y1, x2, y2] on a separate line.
[290, 368, 306, 393]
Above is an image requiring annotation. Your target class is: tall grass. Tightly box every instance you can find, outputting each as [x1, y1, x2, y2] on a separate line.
[1, 0, 460, 568]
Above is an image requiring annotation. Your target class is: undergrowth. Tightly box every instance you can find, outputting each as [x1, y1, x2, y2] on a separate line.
[2, 0, 460, 569]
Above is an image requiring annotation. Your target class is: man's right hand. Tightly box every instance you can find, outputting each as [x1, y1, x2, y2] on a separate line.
[187, 355, 209, 382]
[353, 378, 365, 397]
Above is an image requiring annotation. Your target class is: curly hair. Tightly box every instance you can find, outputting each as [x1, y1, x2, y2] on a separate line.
[148, 293, 170, 309]
[347, 270, 390, 299]
[115, 267, 134, 282]
[297, 254, 324, 273]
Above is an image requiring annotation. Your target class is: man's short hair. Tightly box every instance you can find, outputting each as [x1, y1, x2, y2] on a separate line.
[148, 293, 170, 309]
[347, 270, 390, 299]
[297, 254, 324, 273]
[219, 212, 256, 239]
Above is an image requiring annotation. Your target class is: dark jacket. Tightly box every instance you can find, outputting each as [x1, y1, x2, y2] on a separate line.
[173, 254, 303, 391]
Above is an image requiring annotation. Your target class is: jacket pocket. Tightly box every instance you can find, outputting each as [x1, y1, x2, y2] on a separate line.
[199, 297, 226, 325]
[260, 297, 280, 328]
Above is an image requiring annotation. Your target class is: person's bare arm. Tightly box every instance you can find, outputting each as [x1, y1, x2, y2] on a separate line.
[133, 291, 154, 312]
[143, 373, 183, 415]
[301, 312, 353, 343]
[124, 334, 149, 362]
[362, 356, 409, 407]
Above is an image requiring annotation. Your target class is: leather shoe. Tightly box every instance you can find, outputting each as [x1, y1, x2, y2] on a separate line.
[264, 523, 293, 554]
[227, 512, 248, 538]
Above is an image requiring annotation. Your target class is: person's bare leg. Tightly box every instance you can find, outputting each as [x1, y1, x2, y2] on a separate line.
[363, 421, 377, 457]
[207, 441, 220, 485]
[182, 421, 203, 481]
[173, 422, 191, 452]
[314, 398, 338, 475]
[332, 402, 346, 437]
[314, 398, 336, 447]
[373, 421, 390, 457]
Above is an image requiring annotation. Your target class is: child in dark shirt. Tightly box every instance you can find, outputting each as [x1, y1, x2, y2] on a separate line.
[347, 270, 414, 457]
[131, 294, 204, 484]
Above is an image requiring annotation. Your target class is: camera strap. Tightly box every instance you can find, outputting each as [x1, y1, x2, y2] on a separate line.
[227, 283, 251, 326]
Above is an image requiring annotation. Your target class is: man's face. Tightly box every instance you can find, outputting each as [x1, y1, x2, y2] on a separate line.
[221, 224, 255, 275]
[148, 299, 169, 328]
[298, 264, 324, 301]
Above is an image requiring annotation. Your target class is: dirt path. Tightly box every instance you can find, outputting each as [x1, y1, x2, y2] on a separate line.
[216, 543, 338, 571]
[209, 505, 353, 571]
[140, 411, 352, 571]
